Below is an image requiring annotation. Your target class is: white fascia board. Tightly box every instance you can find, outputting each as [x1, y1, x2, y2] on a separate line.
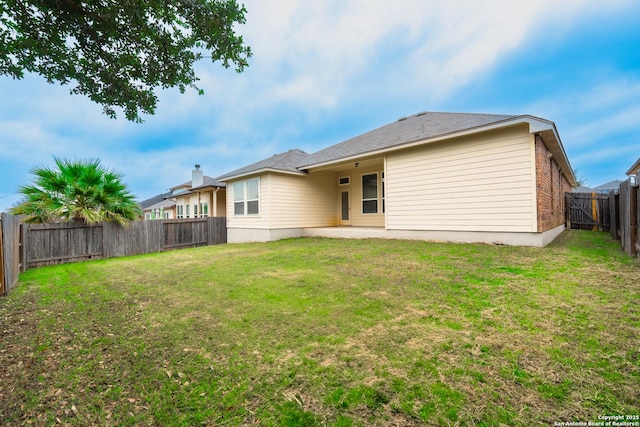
[217, 168, 307, 182]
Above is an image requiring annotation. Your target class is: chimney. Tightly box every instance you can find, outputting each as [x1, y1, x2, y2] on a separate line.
[192, 164, 204, 188]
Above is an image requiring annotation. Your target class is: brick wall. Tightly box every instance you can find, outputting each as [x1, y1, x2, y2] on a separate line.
[535, 135, 572, 232]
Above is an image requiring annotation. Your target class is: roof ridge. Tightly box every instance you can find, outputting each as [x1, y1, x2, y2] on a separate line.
[270, 148, 308, 168]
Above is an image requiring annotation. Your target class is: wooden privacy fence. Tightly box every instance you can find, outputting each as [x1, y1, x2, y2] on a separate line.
[0, 213, 22, 295]
[615, 180, 639, 257]
[0, 216, 226, 294]
[566, 179, 639, 258]
[565, 192, 611, 231]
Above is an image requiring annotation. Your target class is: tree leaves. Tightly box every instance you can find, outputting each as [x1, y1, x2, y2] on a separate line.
[0, 0, 252, 122]
[10, 157, 142, 224]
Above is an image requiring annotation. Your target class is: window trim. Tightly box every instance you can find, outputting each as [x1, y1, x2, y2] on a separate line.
[233, 178, 260, 216]
[361, 172, 379, 215]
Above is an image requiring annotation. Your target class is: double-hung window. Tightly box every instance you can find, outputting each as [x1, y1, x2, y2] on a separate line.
[234, 178, 260, 215]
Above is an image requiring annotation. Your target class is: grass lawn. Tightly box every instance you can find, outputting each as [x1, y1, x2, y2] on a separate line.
[1, 230, 638, 426]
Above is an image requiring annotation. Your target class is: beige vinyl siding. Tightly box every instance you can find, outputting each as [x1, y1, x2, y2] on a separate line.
[350, 168, 385, 227]
[268, 171, 335, 228]
[175, 191, 220, 217]
[215, 189, 226, 217]
[226, 175, 270, 229]
[386, 125, 536, 232]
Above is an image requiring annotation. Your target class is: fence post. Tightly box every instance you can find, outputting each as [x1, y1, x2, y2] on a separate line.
[632, 184, 638, 256]
[0, 215, 4, 296]
[609, 190, 617, 239]
[564, 193, 570, 228]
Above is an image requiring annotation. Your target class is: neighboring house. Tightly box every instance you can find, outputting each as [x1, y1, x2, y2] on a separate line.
[172, 165, 226, 218]
[139, 191, 175, 220]
[217, 112, 576, 247]
[592, 180, 624, 194]
[143, 198, 176, 220]
[571, 185, 594, 193]
[626, 157, 640, 185]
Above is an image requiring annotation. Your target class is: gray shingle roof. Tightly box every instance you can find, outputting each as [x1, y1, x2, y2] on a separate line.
[217, 112, 525, 180]
[298, 112, 518, 168]
[571, 186, 594, 193]
[593, 180, 623, 191]
[143, 198, 176, 211]
[172, 176, 226, 190]
[217, 149, 310, 180]
[138, 191, 172, 209]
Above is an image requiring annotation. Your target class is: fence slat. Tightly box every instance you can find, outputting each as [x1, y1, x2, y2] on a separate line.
[15, 218, 227, 273]
[565, 192, 610, 231]
[1, 213, 22, 294]
[0, 216, 4, 295]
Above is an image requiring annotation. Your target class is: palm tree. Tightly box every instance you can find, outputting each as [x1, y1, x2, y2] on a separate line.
[11, 157, 142, 224]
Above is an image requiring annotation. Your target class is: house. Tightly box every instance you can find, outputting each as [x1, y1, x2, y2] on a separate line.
[140, 165, 226, 219]
[172, 165, 226, 218]
[626, 157, 640, 185]
[592, 180, 624, 194]
[217, 112, 576, 247]
[139, 191, 175, 220]
[571, 185, 594, 193]
[143, 197, 177, 220]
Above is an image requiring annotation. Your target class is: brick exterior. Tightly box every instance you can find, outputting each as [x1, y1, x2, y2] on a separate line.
[535, 135, 572, 232]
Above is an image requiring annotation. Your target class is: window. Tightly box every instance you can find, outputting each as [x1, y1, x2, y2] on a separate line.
[145, 212, 151, 220]
[362, 173, 378, 214]
[339, 176, 350, 185]
[202, 202, 209, 217]
[186, 204, 190, 218]
[234, 178, 260, 215]
[194, 204, 198, 217]
[177, 205, 184, 218]
[163, 212, 170, 220]
[382, 172, 385, 213]
[550, 158, 555, 211]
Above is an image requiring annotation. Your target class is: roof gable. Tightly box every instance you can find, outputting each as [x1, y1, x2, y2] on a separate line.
[217, 149, 310, 181]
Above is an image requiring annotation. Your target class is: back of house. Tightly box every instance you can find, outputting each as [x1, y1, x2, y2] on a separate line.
[217, 112, 576, 247]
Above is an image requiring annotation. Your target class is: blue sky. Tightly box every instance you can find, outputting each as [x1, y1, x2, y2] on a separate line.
[1, 0, 639, 211]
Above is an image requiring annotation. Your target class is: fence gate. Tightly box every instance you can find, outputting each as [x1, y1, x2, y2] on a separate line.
[565, 192, 611, 231]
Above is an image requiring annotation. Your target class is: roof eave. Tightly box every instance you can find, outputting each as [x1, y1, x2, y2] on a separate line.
[298, 116, 542, 166]
[217, 168, 308, 182]
[175, 184, 226, 196]
[296, 115, 577, 186]
[626, 157, 640, 176]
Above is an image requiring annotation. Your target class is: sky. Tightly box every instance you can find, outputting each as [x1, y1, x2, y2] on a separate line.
[1, 0, 639, 211]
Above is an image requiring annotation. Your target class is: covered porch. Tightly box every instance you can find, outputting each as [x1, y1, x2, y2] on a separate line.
[305, 156, 386, 228]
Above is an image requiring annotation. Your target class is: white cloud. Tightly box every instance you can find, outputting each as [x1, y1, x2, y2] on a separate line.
[1, 0, 638, 209]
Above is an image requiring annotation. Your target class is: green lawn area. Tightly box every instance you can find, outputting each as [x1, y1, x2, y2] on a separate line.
[1, 230, 638, 426]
